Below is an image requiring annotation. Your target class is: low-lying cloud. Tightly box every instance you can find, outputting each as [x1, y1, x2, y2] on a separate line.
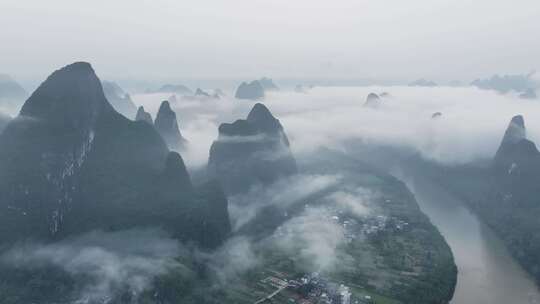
[202, 236, 260, 285]
[271, 206, 347, 272]
[1, 229, 183, 302]
[325, 188, 372, 217]
[228, 174, 341, 231]
[133, 86, 540, 167]
[223, 171, 374, 273]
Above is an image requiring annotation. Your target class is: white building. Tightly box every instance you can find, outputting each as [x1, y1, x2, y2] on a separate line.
[338, 284, 351, 304]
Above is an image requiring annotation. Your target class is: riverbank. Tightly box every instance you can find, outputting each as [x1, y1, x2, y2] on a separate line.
[215, 149, 457, 304]
[402, 173, 540, 304]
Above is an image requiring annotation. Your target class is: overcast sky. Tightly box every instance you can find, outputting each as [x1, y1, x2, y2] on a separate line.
[1, 0, 539, 84]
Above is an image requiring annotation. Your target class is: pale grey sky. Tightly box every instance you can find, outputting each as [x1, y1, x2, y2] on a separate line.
[1, 0, 539, 83]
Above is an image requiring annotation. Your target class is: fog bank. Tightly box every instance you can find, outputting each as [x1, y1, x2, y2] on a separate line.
[133, 86, 540, 167]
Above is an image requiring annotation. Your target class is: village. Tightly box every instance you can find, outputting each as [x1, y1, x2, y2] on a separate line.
[257, 198, 414, 304]
[253, 271, 374, 304]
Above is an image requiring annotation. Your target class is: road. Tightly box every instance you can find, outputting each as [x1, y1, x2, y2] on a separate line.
[254, 285, 288, 304]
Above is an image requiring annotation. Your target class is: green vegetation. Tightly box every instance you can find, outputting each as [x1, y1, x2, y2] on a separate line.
[0, 150, 457, 304]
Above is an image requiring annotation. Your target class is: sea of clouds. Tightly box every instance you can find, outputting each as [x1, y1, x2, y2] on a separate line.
[132, 85, 540, 168]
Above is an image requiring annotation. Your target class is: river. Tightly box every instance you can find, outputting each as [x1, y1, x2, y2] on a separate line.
[405, 175, 540, 304]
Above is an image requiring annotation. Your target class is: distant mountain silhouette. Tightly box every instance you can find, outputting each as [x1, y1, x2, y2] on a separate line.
[194, 88, 211, 97]
[154, 100, 187, 150]
[259, 77, 279, 91]
[147, 84, 192, 95]
[471, 73, 537, 94]
[0, 62, 229, 248]
[0, 74, 28, 111]
[135, 106, 153, 125]
[409, 79, 438, 87]
[208, 103, 297, 194]
[364, 93, 381, 108]
[182, 88, 221, 101]
[235, 80, 265, 100]
[101, 80, 137, 119]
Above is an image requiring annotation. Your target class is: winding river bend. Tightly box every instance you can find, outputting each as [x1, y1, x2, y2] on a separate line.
[405, 175, 540, 304]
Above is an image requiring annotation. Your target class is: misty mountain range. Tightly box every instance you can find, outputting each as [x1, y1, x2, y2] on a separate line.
[235, 80, 265, 100]
[0, 62, 227, 249]
[1, 61, 540, 304]
[2, 1, 540, 303]
[471, 72, 539, 97]
[0, 62, 461, 304]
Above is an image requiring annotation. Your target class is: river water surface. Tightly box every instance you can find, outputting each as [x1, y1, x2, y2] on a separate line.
[406, 176, 540, 304]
